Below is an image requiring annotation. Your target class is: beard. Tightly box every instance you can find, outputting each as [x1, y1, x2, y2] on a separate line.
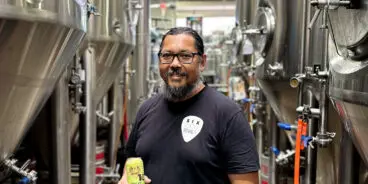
[160, 68, 201, 101]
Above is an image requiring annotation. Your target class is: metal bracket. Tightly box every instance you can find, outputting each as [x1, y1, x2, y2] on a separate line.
[96, 110, 114, 123]
[296, 105, 321, 119]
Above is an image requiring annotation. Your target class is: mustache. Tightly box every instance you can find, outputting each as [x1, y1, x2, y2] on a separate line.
[166, 69, 188, 77]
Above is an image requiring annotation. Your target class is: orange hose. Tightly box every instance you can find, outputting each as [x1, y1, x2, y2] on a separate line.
[294, 118, 303, 184]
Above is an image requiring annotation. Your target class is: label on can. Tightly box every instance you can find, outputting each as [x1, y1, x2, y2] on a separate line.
[126, 157, 145, 184]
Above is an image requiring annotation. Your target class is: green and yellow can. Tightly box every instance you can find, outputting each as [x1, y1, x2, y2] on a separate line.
[126, 157, 145, 184]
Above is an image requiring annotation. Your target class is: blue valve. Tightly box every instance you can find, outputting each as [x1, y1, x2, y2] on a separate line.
[271, 146, 280, 156]
[277, 122, 297, 131]
[18, 177, 30, 184]
[241, 98, 251, 103]
[250, 104, 255, 113]
[302, 136, 313, 148]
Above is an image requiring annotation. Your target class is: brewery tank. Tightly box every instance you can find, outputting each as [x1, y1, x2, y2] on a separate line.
[0, 0, 86, 161]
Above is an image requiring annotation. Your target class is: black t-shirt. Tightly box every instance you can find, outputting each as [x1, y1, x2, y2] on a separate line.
[125, 86, 259, 184]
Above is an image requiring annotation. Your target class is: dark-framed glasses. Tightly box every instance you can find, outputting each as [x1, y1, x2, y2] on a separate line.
[158, 52, 202, 64]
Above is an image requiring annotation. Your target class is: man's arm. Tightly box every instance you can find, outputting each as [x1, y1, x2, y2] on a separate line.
[228, 172, 259, 184]
[220, 111, 260, 183]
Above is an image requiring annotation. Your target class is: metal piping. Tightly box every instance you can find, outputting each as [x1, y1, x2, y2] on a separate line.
[319, 81, 328, 144]
[108, 78, 123, 170]
[51, 70, 71, 184]
[102, 95, 109, 119]
[338, 124, 360, 184]
[269, 110, 279, 184]
[304, 89, 317, 184]
[317, 8, 330, 147]
[128, 0, 150, 125]
[255, 92, 266, 160]
[321, 7, 329, 72]
[300, 0, 309, 72]
[80, 45, 97, 184]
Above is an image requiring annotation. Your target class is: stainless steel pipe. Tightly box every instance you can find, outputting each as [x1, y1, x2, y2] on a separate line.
[255, 92, 266, 161]
[128, 0, 150, 124]
[304, 89, 317, 184]
[80, 45, 97, 184]
[51, 70, 71, 184]
[269, 110, 279, 184]
[108, 79, 123, 170]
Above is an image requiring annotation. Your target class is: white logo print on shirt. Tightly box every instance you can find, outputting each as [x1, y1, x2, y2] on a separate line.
[181, 116, 204, 142]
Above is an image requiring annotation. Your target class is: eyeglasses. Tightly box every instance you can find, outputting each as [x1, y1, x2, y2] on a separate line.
[158, 52, 202, 64]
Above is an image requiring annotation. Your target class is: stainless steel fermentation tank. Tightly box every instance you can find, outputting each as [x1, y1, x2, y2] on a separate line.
[71, 0, 136, 183]
[236, 0, 344, 183]
[0, 0, 86, 161]
[87, 0, 135, 104]
[328, 0, 368, 168]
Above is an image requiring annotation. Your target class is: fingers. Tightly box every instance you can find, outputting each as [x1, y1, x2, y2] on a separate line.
[118, 174, 127, 184]
[118, 175, 150, 184]
[144, 175, 152, 183]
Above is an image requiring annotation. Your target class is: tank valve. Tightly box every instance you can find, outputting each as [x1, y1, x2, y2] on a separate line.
[267, 62, 284, 76]
[278, 122, 297, 131]
[271, 147, 296, 165]
[3, 159, 37, 183]
[290, 74, 305, 88]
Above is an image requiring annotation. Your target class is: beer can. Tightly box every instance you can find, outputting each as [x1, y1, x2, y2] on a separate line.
[126, 157, 145, 184]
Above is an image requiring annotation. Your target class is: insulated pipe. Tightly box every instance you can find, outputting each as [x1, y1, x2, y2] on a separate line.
[338, 124, 360, 184]
[304, 89, 317, 184]
[51, 70, 71, 184]
[80, 45, 97, 184]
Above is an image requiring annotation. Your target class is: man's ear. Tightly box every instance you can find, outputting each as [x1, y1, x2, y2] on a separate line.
[199, 54, 207, 72]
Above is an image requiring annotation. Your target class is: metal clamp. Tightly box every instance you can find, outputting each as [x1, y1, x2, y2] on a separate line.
[296, 105, 321, 119]
[315, 131, 336, 146]
[267, 62, 284, 76]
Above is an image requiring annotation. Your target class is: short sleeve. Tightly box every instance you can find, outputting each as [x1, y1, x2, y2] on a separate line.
[220, 111, 260, 174]
[124, 104, 146, 158]
[124, 117, 140, 158]
[124, 95, 162, 158]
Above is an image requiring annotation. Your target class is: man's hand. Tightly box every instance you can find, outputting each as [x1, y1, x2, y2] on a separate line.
[118, 173, 151, 184]
[228, 172, 259, 184]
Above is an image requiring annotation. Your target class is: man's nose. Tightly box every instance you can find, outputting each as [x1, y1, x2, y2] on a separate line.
[170, 56, 182, 68]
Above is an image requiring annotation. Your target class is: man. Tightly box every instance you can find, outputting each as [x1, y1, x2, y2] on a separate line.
[119, 27, 259, 184]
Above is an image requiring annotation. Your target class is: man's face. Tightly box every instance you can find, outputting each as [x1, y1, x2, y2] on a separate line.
[159, 34, 206, 89]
